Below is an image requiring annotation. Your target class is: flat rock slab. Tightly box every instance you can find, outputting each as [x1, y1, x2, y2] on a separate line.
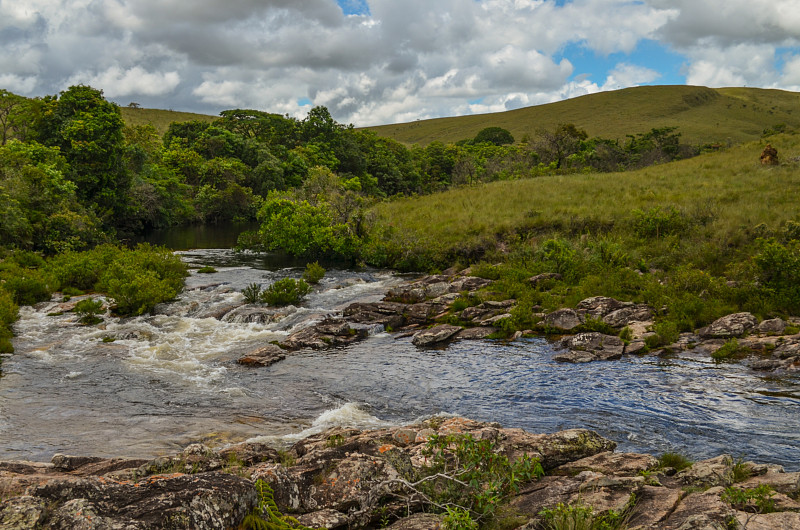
[237, 344, 286, 366]
[411, 325, 462, 346]
[555, 451, 657, 477]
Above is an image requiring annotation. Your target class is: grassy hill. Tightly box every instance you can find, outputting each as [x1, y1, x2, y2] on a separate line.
[365, 85, 800, 147]
[120, 106, 216, 135]
[369, 133, 800, 270]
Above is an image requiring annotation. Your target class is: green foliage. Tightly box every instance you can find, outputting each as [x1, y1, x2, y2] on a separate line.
[96, 245, 186, 315]
[644, 322, 680, 349]
[711, 338, 746, 362]
[418, 433, 544, 521]
[46, 244, 123, 291]
[197, 266, 217, 273]
[302, 262, 326, 284]
[722, 484, 776, 514]
[657, 452, 692, 472]
[259, 278, 312, 306]
[474, 127, 515, 146]
[443, 506, 479, 530]
[0, 261, 52, 306]
[0, 289, 19, 353]
[731, 458, 753, 483]
[242, 283, 263, 304]
[754, 238, 800, 312]
[538, 498, 632, 530]
[242, 480, 319, 530]
[632, 206, 691, 239]
[74, 298, 104, 325]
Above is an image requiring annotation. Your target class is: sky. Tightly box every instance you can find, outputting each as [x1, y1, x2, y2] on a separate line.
[1, 0, 800, 126]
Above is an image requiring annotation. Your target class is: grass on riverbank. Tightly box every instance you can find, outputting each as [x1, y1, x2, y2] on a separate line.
[367, 133, 800, 335]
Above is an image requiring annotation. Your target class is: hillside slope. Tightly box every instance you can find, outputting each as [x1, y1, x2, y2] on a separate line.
[365, 85, 800, 147]
[120, 107, 216, 135]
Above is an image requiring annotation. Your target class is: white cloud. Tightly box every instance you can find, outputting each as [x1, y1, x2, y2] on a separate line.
[0, 0, 797, 125]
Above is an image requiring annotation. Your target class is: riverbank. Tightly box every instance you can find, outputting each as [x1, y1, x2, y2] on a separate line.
[2, 416, 799, 529]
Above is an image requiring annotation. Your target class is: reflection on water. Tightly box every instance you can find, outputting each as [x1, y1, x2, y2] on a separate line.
[134, 221, 261, 251]
[1, 249, 799, 469]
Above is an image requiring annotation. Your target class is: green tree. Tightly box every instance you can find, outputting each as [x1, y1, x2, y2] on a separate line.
[0, 90, 34, 146]
[474, 126, 515, 146]
[36, 85, 127, 208]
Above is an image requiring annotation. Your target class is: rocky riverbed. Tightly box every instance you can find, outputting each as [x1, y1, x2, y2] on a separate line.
[2, 417, 799, 529]
[237, 268, 800, 373]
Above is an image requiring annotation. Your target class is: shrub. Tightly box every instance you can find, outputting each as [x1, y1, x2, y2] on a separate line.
[631, 206, 691, 239]
[95, 244, 187, 316]
[74, 298, 104, 325]
[538, 498, 633, 530]
[260, 278, 311, 306]
[644, 321, 680, 349]
[197, 266, 217, 274]
[242, 283, 262, 304]
[0, 289, 19, 353]
[302, 261, 326, 284]
[711, 338, 746, 362]
[443, 507, 479, 530]
[722, 484, 776, 514]
[0, 263, 52, 306]
[658, 452, 692, 472]
[46, 244, 123, 291]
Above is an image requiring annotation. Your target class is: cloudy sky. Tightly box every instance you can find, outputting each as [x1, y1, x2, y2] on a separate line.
[2, 0, 799, 126]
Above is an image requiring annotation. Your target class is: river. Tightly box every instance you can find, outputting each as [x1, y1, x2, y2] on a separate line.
[1, 247, 799, 470]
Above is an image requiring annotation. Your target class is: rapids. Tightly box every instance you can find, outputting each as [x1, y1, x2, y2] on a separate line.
[1, 249, 799, 469]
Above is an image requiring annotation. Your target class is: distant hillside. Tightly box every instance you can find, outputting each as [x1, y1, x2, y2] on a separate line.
[364, 85, 800, 147]
[120, 106, 216, 135]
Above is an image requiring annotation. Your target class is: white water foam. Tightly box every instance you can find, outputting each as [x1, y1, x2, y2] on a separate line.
[246, 402, 396, 447]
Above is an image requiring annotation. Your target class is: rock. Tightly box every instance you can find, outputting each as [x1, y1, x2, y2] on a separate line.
[296, 508, 349, 529]
[543, 308, 584, 331]
[500, 427, 617, 471]
[554, 451, 657, 477]
[529, 273, 562, 286]
[385, 512, 443, 529]
[50, 454, 105, 472]
[0, 496, 47, 529]
[218, 442, 279, 467]
[661, 486, 735, 529]
[737, 471, 800, 494]
[30, 472, 257, 529]
[576, 296, 632, 318]
[554, 333, 625, 363]
[449, 276, 492, 293]
[342, 301, 407, 330]
[282, 318, 368, 350]
[392, 429, 417, 447]
[411, 325, 462, 346]
[757, 318, 787, 334]
[677, 455, 733, 488]
[603, 304, 653, 328]
[697, 312, 757, 339]
[760, 143, 779, 165]
[625, 340, 647, 355]
[222, 305, 288, 324]
[456, 327, 497, 340]
[736, 512, 800, 530]
[237, 344, 286, 366]
[626, 485, 684, 528]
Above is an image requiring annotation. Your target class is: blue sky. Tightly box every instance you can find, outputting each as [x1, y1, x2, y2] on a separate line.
[1, 0, 798, 125]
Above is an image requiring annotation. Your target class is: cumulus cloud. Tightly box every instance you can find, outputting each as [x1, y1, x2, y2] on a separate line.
[0, 0, 797, 125]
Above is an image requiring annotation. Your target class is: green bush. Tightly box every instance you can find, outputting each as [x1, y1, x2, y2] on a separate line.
[722, 484, 776, 514]
[95, 244, 187, 316]
[74, 298, 104, 325]
[644, 321, 680, 349]
[711, 338, 746, 362]
[0, 289, 19, 353]
[658, 452, 692, 472]
[46, 244, 123, 291]
[538, 498, 632, 530]
[259, 278, 311, 306]
[242, 283, 262, 304]
[302, 261, 326, 284]
[631, 206, 691, 239]
[0, 262, 52, 306]
[197, 266, 217, 274]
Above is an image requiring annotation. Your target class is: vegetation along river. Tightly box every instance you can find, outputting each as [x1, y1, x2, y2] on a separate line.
[1, 247, 799, 470]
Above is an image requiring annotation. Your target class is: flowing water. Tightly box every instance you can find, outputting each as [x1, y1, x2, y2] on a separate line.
[1, 249, 799, 469]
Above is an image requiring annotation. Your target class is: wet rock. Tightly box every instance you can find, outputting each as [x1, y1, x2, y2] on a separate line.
[697, 312, 758, 339]
[237, 344, 286, 366]
[222, 305, 289, 324]
[543, 308, 584, 331]
[218, 442, 279, 467]
[456, 327, 497, 340]
[282, 318, 368, 350]
[411, 325, 462, 346]
[757, 318, 787, 335]
[342, 301, 406, 330]
[554, 333, 625, 363]
[198, 303, 244, 320]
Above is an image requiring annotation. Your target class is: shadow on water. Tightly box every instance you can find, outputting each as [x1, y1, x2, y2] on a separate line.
[132, 221, 261, 250]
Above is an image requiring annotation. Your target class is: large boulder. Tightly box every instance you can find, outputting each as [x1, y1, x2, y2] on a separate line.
[237, 344, 286, 366]
[697, 312, 758, 339]
[543, 308, 584, 331]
